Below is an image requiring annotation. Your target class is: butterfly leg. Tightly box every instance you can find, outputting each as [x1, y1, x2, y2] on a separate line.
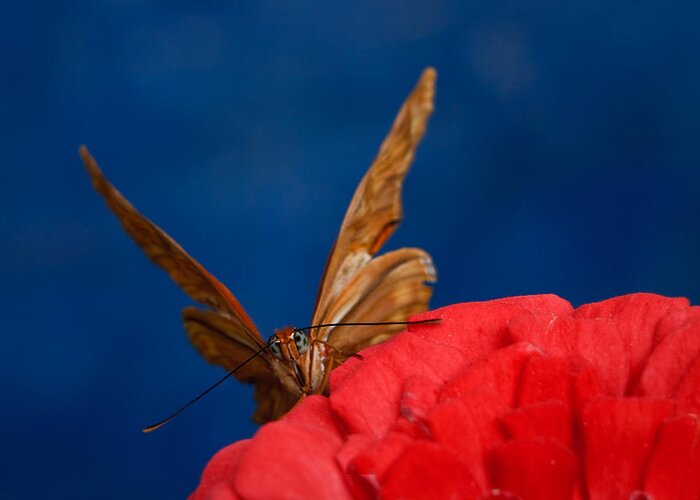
[313, 339, 364, 395]
[317, 355, 338, 396]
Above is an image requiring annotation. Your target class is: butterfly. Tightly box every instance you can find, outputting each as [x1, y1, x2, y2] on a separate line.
[80, 67, 437, 427]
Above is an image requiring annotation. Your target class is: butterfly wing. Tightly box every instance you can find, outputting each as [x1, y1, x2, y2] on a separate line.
[324, 247, 436, 353]
[251, 378, 304, 424]
[183, 307, 297, 423]
[80, 146, 263, 346]
[81, 147, 292, 422]
[183, 307, 268, 378]
[311, 68, 437, 337]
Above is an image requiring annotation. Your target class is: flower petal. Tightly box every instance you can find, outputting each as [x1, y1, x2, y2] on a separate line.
[574, 293, 689, 388]
[380, 441, 482, 498]
[673, 354, 700, 413]
[190, 440, 250, 500]
[330, 297, 572, 439]
[637, 316, 700, 399]
[517, 355, 575, 406]
[398, 375, 439, 426]
[330, 333, 460, 438]
[512, 315, 630, 396]
[192, 293, 700, 499]
[233, 420, 349, 499]
[429, 394, 509, 491]
[283, 394, 341, 436]
[641, 414, 700, 500]
[488, 438, 578, 500]
[349, 430, 414, 485]
[501, 401, 573, 449]
[439, 342, 540, 405]
[581, 397, 677, 499]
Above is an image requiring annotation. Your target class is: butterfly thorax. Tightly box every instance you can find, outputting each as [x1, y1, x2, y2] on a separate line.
[268, 326, 328, 397]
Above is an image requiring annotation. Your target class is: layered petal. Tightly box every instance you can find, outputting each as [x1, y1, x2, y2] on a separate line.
[193, 293, 700, 499]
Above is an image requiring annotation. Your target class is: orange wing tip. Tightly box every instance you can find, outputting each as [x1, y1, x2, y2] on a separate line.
[78, 144, 92, 163]
[420, 66, 437, 84]
[407, 68, 436, 136]
[78, 145, 102, 178]
[417, 67, 437, 96]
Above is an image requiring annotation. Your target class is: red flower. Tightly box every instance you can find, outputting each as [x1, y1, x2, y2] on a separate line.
[191, 293, 700, 499]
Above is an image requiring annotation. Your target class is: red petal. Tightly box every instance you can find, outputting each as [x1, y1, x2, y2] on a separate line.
[439, 342, 539, 406]
[574, 293, 689, 388]
[544, 316, 630, 396]
[192, 294, 700, 499]
[349, 430, 414, 483]
[330, 334, 459, 438]
[571, 365, 605, 412]
[283, 394, 341, 437]
[517, 355, 575, 407]
[488, 438, 578, 500]
[429, 393, 509, 492]
[637, 316, 700, 398]
[389, 415, 431, 439]
[506, 311, 561, 347]
[380, 441, 482, 498]
[653, 306, 700, 343]
[516, 349, 608, 416]
[190, 440, 250, 500]
[581, 397, 676, 499]
[673, 354, 700, 414]
[398, 375, 439, 426]
[233, 420, 350, 499]
[500, 401, 573, 449]
[336, 433, 372, 472]
[330, 298, 572, 438]
[411, 296, 572, 362]
[328, 353, 363, 389]
[573, 293, 688, 323]
[642, 414, 700, 500]
[336, 434, 376, 499]
[194, 482, 239, 500]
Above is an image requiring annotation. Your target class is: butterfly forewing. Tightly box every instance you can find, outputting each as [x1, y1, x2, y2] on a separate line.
[310, 68, 437, 346]
[80, 146, 261, 341]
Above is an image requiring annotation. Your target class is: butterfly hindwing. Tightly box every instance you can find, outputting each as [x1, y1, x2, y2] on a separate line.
[183, 307, 298, 423]
[324, 247, 436, 353]
[183, 307, 269, 379]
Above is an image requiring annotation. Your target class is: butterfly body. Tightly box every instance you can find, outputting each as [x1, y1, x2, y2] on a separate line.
[82, 67, 438, 424]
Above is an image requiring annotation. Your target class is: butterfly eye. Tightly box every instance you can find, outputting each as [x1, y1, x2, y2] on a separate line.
[268, 335, 283, 359]
[293, 331, 310, 354]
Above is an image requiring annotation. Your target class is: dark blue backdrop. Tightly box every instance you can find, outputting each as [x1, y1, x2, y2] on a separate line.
[2, 1, 699, 498]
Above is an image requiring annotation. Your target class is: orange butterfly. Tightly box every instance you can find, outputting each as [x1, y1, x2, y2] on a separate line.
[81, 67, 437, 427]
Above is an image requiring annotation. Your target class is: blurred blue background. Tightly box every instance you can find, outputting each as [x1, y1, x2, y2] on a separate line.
[2, 1, 699, 498]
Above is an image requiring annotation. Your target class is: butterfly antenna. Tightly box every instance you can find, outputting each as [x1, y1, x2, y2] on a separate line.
[142, 343, 270, 433]
[295, 317, 441, 333]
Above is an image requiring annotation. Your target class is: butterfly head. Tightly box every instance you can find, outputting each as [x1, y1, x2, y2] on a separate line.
[267, 327, 311, 360]
[267, 326, 320, 395]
